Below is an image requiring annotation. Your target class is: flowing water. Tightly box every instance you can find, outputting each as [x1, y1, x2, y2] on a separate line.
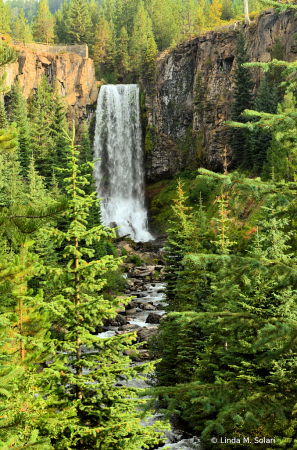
[93, 84, 153, 242]
[93, 84, 199, 447]
[99, 282, 200, 449]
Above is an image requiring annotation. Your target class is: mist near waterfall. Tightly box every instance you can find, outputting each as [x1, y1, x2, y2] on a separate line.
[93, 84, 153, 242]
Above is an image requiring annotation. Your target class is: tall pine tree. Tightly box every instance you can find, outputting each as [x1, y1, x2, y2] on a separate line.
[10, 80, 32, 173]
[251, 75, 278, 173]
[29, 75, 55, 181]
[67, 0, 93, 45]
[35, 124, 169, 449]
[50, 81, 69, 187]
[32, 0, 55, 44]
[229, 31, 254, 168]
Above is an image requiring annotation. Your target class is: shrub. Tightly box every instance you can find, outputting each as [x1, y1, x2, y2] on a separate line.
[129, 255, 143, 266]
[103, 267, 128, 294]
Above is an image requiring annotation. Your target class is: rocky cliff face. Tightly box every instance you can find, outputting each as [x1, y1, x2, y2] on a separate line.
[143, 8, 297, 181]
[5, 46, 98, 123]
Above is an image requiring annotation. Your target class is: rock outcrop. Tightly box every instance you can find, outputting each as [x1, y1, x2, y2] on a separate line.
[5, 46, 98, 123]
[143, 9, 297, 180]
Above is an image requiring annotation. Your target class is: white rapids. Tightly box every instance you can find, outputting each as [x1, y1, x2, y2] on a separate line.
[93, 84, 153, 242]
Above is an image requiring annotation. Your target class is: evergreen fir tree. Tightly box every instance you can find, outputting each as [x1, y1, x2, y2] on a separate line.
[32, 0, 55, 44]
[10, 80, 32, 172]
[113, 0, 127, 36]
[54, 0, 70, 43]
[79, 121, 105, 260]
[113, 0, 138, 39]
[0, 0, 12, 35]
[146, 0, 179, 51]
[29, 76, 55, 181]
[267, 37, 286, 100]
[144, 33, 158, 85]
[0, 97, 8, 130]
[35, 125, 169, 449]
[141, 170, 297, 446]
[80, 122, 101, 226]
[220, 0, 235, 20]
[228, 55, 297, 181]
[233, 0, 244, 15]
[104, 20, 118, 82]
[0, 124, 18, 155]
[129, 1, 152, 77]
[50, 82, 68, 187]
[251, 75, 278, 173]
[0, 331, 51, 449]
[194, 0, 210, 30]
[93, 16, 112, 80]
[164, 180, 208, 312]
[14, 9, 33, 42]
[116, 26, 130, 80]
[228, 31, 254, 168]
[0, 146, 68, 449]
[263, 92, 297, 182]
[67, 0, 93, 45]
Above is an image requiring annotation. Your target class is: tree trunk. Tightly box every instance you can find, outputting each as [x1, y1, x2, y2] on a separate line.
[244, 0, 250, 25]
[19, 297, 25, 361]
[72, 155, 82, 401]
[20, 243, 26, 361]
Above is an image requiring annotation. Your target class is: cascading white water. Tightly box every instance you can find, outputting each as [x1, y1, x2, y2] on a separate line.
[93, 84, 153, 242]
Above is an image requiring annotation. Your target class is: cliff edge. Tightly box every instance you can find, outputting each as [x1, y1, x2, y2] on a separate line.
[143, 8, 297, 181]
[5, 45, 98, 123]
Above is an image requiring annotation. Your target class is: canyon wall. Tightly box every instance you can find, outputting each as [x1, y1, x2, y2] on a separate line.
[143, 8, 297, 181]
[5, 45, 98, 123]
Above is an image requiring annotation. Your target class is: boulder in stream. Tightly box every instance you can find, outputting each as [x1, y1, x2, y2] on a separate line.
[130, 266, 155, 277]
[137, 326, 159, 343]
[143, 303, 156, 311]
[145, 313, 161, 324]
[124, 307, 137, 315]
[125, 301, 137, 315]
[115, 314, 126, 325]
[119, 324, 140, 331]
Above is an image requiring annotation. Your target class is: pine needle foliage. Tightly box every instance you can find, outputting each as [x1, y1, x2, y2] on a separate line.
[226, 54, 297, 182]
[0, 98, 8, 130]
[164, 180, 206, 311]
[79, 122, 104, 260]
[251, 74, 278, 173]
[35, 124, 169, 449]
[10, 80, 32, 172]
[228, 30, 254, 168]
[142, 170, 297, 447]
[50, 82, 69, 188]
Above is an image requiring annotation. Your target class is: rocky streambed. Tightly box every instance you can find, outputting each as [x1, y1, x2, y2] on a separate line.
[97, 239, 201, 449]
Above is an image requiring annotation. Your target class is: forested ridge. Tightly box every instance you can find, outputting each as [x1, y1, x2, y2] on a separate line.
[0, 0, 263, 82]
[2, 0, 297, 448]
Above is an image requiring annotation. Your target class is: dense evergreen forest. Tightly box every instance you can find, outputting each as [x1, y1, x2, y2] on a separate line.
[0, 0, 263, 81]
[2, 0, 297, 448]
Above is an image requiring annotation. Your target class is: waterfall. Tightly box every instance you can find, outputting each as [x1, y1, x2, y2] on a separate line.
[93, 84, 153, 242]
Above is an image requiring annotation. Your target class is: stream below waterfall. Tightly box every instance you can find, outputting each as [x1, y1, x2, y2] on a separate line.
[92, 84, 200, 448]
[98, 281, 201, 450]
